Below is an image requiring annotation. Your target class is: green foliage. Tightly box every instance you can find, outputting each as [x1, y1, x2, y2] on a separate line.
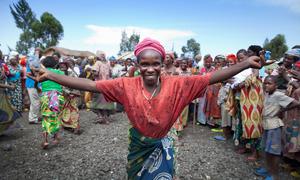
[16, 30, 35, 54]
[263, 34, 288, 60]
[182, 38, 200, 58]
[119, 31, 140, 55]
[9, 0, 36, 31]
[10, 0, 36, 54]
[173, 52, 178, 59]
[10, 0, 64, 54]
[32, 12, 64, 49]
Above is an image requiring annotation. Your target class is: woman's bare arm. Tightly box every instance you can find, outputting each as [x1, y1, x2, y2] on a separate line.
[209, 54, 269, 85]
[37, 68, 99, 93]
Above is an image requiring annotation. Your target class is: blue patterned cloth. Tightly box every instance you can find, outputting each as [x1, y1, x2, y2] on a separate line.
[127, 128, 174, 180]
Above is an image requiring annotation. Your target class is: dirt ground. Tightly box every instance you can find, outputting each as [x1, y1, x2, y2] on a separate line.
[0, 111, 294, 180]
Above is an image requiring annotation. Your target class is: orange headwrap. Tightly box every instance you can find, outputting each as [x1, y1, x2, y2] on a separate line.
[19, 56, 27, 67]
[226, 54, 237, 63]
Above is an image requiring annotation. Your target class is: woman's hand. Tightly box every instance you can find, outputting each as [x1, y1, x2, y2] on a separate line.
[36, 65, 51, 82]
[246, 50, 277, 69]
[290, 70, 300, 80]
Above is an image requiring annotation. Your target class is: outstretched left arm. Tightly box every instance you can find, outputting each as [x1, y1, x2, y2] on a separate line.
[209, 56, 261, 85]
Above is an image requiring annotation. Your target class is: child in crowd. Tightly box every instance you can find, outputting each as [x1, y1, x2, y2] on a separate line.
[40, 56, 65, 149]
[255, 75, 300, 180]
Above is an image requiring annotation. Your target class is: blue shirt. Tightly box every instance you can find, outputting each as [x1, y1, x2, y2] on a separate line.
[26, 56, 40, 88]
[7, 65, 21, 82]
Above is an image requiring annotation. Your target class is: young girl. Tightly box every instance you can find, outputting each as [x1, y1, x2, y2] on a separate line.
[255, 75, 300, 180]
[40, 56, 64, 149]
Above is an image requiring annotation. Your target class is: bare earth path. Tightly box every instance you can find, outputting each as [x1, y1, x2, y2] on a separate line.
[0, 111, 293, 180]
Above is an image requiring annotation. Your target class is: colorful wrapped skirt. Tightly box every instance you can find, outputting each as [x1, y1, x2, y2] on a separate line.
[0, 90, 20, 135]
[127, 128, 175, 180]
[173, 106, 188, 132]
[40, 91, 64, 136]
[61, 95, 80, 129]
[7, 79, 23, 112]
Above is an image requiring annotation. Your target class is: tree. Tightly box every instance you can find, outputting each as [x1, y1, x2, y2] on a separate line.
[119, 31, 129, 54]
[10, 0, 37, 54]
[128, 33, 140, 52]
[10, 0, 64, 54]
[32, 12, 64, 49]
[119, 31, 140, 55]
[263, 34, 288, 60]
[182, 38, 200, 58]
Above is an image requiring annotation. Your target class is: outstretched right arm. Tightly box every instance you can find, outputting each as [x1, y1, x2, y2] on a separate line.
[37, 68, 99, 93]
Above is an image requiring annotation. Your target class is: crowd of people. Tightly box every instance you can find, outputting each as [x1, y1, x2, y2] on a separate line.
[0, 38, 300, 180]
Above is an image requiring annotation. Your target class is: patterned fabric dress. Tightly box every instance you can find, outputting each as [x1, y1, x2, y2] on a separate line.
[0, 66, 20, 135]
[283, 87, 300, 161]
[127, 127, 175, 180]
[204, 83, 222, 126]
[7, 65, 23, 112]
[240, 75, 263, 143]
[197, 67, 215, 125]
[61, 70, 80, 129]
[91, 61, 115, 112]
[40, 68, 64, 136]
[173, 70, 191, 132]
[41, 91, 64, 136]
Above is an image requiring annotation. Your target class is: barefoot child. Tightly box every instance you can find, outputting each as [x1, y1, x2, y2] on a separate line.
[40, 56, 64, 149]
[255, 75, 300, 180]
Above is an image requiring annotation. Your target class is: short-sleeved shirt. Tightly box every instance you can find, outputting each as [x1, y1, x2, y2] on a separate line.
[26, 56, 40, 88]
[41, 68, 64, 93]
[96, 73, 211, 138]
[263, 91, 294, 130]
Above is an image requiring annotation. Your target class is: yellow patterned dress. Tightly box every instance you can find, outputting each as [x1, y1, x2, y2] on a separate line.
[240, 75, 264, 139]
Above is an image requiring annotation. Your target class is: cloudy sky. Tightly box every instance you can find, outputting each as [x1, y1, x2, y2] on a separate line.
[0, 0, 300, 57]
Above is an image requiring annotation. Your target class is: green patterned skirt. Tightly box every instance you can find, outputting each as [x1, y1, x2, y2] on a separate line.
[40, 91, 64, 136]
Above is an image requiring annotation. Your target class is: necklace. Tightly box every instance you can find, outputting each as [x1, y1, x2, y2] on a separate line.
[142, 78, 160, 101]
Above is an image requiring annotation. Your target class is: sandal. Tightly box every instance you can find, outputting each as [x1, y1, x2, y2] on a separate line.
[214, 135, 226, 141]
[74, 129, 82, 135]
[247, 155, 258, 161]
[291, 171, 300, 178]
[41, 142, 49, 149]
[236, 148, 247, 154]
[53, 139, 60, 145]
[211, 128, 223, 133]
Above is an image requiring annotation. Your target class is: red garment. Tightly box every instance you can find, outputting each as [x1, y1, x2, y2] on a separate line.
[96, 74, 211, 138]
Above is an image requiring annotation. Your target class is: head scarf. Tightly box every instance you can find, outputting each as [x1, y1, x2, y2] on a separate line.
[134, 38, 166, 59]
[226, 54, 237, 63]
[59, 61, 69, 67]
[109, 56, 116, 61]
[286, 48, 300, 58]
[9, 51, 19, 59]
[295, 61, 300, 68]
[166, 51, 175, 60]
[19, 56, 27, 67]
[96, 50, 106, 59]
[194, 54, 202, 61]
[88, 56, 95, 60]
[215, 55, 226, 62]
[203, 54, 212, 61]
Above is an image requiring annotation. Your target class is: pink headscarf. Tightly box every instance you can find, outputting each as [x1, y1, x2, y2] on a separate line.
[134, 38, 166, 59]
